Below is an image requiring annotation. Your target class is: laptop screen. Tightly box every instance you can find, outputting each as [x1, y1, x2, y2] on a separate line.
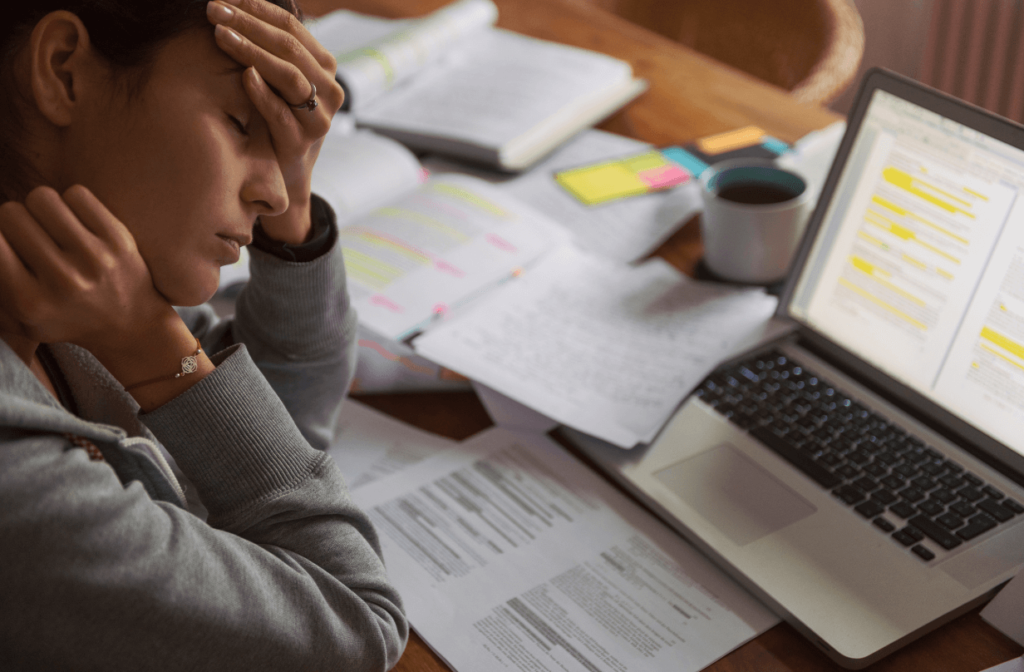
[789, 88, 1024, 458]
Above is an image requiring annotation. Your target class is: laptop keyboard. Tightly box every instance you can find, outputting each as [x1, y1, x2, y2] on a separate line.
[694, 349, 1023, 562]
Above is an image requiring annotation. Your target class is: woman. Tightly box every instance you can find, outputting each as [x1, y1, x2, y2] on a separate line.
[0, 1, 408, 670]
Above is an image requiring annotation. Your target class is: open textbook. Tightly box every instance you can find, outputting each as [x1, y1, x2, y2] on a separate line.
[351, 427, 779, 672]
[307, 0, 647, 170]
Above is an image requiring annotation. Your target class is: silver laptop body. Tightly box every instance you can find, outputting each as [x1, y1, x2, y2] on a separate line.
[570, 69, 1024, 668]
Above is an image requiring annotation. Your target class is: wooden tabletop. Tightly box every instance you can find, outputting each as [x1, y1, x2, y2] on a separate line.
[300, 0, 1024, 669]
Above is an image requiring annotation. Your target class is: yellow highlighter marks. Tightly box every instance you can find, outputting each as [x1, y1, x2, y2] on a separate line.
[981, 326, 1024, 361]
[871, 195, 968, 245]
[882, 167, 975, 218]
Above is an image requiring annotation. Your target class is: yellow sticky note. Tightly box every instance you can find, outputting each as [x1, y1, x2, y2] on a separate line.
[697, 126, 766, 155]
[622, 150, 670, 172]
[555, 163, 649, 206]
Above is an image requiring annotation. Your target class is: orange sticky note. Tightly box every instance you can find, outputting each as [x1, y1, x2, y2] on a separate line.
[697, 126, 766, 155]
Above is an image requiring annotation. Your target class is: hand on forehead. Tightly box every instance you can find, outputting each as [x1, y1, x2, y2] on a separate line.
[207, 0, 342, 115]
[206, 0, 345, 244]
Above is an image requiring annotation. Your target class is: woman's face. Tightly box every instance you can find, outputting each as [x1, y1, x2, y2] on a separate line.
[60, 26, 288, 306]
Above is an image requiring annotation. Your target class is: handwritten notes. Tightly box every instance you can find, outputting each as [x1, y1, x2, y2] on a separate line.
[415, 245, 778, 447]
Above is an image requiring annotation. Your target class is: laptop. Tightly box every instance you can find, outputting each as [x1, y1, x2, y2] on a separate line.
[564, 68, 1024, 668]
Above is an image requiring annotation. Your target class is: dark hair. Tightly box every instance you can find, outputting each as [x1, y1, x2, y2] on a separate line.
[0, 0, 301, 201]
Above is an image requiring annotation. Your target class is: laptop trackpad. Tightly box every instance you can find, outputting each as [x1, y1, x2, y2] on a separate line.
[654, 443, 816, 547]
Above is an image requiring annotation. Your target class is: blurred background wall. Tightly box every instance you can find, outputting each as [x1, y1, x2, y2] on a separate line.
[833, 0, 1024, 124]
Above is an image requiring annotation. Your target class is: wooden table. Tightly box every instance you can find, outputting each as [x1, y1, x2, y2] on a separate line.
[300, 0, 1024, 669]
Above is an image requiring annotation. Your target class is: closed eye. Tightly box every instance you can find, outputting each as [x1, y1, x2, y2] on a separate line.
[228, 113, 249, 136]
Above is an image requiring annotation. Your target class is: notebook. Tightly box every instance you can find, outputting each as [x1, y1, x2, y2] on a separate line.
[308, 0, 646, 171]
[565, 69, 1024, 668]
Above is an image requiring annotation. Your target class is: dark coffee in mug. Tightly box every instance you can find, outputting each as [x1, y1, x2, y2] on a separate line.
[717, 182, 801, 205]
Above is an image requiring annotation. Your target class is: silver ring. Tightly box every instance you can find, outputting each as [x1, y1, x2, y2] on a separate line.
[290, 82, 318, 112]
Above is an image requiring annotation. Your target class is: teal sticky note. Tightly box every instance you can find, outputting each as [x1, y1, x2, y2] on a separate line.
[662, 147, 710, 177]
[761, 136, 790, 155]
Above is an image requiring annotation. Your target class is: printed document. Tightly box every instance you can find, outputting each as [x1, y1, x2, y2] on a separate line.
[352, 427, 779, 672]
[414, 245, 779, 448]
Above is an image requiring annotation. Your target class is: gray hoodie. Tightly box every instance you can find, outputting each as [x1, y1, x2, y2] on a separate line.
[0, 206, 408, 671]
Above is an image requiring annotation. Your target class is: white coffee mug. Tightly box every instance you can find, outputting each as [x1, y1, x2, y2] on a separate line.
[699, 159, 813, 284]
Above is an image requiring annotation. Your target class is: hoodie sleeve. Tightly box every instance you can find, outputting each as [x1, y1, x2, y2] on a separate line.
[177, 194, 358, 453]
[0, 340, 407, 672]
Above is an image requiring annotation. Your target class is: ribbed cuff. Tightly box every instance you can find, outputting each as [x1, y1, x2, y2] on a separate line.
[237, 239, 356, 361]
[250, 194, 338, 263]
[141, 344, 323, 524]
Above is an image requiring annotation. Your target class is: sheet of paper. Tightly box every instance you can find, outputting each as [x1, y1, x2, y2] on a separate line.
[341, 174, 571, 341]
[981, 569, 1024, 646]
[425, 130, 704, 263]
[310, 127, 425, 224]
[327, 398, 456, 491]
[414, 245, 778, 448]
[555, 315, 800, 459]
[472, 381, 558, 433]
[352, 427, 778, 672]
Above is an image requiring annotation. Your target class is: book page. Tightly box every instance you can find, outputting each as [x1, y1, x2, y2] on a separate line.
[414, 245, 779, 448]
[340, 174, 571, 341]
[310, 126, 425, 224]
[352, 428, 778, 672]
[316, 0, 498, 111]
[357, 29, 635, 160]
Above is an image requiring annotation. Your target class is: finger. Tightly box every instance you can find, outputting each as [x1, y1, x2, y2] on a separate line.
[217, 0, 338, 72]
[0, 197, 67, 279]
[243, 66, 308, 146]
[0, 226, 38, 338]
[208, 3, 343, 113]
[61, 185, 136, 253]
[23, 186, 100, 255]
[208, 1, 321, 77]
[0, 204, 38, 284]
[213, 24, 320, 110]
